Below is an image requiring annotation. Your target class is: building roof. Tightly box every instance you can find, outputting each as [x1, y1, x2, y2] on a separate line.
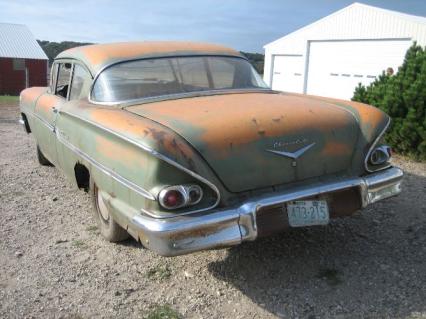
[56, 41, 243, 75]
[264, 2, 426, 48]
[0, 23, 48, 60]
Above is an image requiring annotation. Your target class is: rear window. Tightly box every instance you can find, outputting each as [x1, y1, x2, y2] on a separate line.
[91, 56, 268, 102]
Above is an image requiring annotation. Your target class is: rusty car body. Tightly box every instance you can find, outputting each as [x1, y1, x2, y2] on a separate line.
[19, 42, 403, 256]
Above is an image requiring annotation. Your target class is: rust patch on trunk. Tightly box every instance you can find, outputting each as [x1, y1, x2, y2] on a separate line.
[127, 93, 357, 154]
[320, 142, 352, 157]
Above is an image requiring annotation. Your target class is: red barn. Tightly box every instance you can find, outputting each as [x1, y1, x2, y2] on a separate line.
[0, 23, 48, 95]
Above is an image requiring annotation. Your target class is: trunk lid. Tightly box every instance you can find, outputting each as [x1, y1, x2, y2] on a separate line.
[125, 92, 360, 192]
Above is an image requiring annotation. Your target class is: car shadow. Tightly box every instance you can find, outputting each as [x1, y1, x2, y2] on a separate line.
[208, 172, 426, 318]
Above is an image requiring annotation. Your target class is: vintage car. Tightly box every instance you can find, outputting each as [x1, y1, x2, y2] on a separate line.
[19, 41, 403, 256]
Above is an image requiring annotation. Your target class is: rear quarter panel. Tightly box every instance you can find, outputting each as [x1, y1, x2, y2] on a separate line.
[55, 100, 224, 226]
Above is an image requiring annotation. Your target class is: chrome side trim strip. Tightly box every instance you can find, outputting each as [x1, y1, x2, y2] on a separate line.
[58, 110, 221, 213]
[55, 129, 156, 201]
[364, 118, 392, 173]
[25, 111, 55, 132]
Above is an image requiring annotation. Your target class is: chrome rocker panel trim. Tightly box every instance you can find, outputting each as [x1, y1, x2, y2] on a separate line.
[131, 167, 403, 256]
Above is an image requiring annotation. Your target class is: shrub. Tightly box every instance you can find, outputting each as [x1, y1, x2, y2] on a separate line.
[352, 43, 426, 160]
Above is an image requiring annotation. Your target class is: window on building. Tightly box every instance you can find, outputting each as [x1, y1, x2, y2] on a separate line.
[13, 58, 25, 71]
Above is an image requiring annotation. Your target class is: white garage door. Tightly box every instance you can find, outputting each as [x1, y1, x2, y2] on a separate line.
[271, 55, 304, 93]
[306, 39, 412, 100]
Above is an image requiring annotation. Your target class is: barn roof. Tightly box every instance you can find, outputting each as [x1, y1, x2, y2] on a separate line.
[0, 23, 48, 60]
[56, 41, 243, 75]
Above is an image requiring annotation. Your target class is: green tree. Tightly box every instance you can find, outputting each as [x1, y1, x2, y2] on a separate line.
[37, 40, 93, 64]
[352, 43, 426, 160]
[240, 51, 264, 75]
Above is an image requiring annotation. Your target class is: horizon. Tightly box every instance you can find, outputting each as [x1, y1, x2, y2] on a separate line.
[1, 0, 426, 53]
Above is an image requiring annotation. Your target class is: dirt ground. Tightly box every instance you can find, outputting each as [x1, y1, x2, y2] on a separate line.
[1, 101, 425, 319]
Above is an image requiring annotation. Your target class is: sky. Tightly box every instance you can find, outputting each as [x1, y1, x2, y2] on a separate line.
[1, 0, 426, 53]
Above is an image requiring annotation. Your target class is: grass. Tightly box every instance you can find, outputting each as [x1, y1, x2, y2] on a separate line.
[0, 95, 19, 103]
[146, 264, 172, 281]
[85, 225, 98, 232]
[145, 304, 181, 319]
[72, 240, 87, 249]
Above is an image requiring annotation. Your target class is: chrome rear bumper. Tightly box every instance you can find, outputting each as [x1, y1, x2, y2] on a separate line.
[131, 167, 403, 256]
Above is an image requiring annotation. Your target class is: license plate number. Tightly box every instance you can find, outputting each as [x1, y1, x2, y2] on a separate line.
[287, 200, 329, 227]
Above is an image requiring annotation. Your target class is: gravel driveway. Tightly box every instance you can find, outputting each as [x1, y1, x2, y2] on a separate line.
[1, 101, 425, 319]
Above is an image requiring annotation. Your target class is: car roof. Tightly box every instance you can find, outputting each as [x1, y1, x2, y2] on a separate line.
[56, 41, 244, 75]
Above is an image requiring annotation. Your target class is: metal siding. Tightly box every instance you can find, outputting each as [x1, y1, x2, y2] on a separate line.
[0, 23, 48, 60]
[265, 3, 426, 50]
[264, 3, 426, 93]
[0, 57, 47, 95]
[270, 55, 304, 93]
[306, 39, 412, 100]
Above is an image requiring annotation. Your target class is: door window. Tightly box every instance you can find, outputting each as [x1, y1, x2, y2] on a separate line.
[55, 63, 72, 98]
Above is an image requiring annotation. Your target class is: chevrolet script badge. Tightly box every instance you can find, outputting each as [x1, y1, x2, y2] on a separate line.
[266, 142, 316, 166]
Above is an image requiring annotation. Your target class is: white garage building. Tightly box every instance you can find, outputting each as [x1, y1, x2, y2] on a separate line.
[263, 2, 426, 100]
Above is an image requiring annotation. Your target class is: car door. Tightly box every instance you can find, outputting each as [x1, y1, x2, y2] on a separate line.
[55, 62, 93, 177]
[33, 61, 72, 165]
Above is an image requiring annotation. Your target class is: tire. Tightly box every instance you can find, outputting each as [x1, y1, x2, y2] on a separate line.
[91, 182, 129, 242]
[36, 145, 53, 166]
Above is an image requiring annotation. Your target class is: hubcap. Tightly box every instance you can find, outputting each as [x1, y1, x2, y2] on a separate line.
[97, 190, 109, 221]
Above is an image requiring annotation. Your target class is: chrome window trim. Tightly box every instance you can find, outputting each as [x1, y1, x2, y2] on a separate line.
[52, 58, 94, 102]
[89, 88, 275, 107]
[58, 110, 221, 213]
[52, 61, 73, 101]
[66, 63, 74, 101]
[364, 118, 392, 173]
[87, 54, 271, 106]
[25, 110, 55, 132]
[55, 128, 156, 201]
[49, 63, 59, 94]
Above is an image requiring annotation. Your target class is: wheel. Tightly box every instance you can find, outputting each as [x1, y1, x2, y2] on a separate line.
[92, 183, 129, 242]
[36, 145, 53, 166]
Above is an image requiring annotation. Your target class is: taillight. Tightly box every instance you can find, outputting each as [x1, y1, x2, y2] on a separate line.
[187, 185, 203, 205]
[369, 145, 392, 165]
[161, 189, 185, 209]
[158, 185, 203, 210]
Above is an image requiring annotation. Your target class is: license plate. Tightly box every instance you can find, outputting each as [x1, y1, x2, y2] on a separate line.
[287, 200, 329, 227]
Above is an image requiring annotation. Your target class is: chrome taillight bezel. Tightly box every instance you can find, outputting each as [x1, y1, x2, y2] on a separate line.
[364, 119, 392, 172]
[369, 145, 392, 165]
[158, 184, 204, 210]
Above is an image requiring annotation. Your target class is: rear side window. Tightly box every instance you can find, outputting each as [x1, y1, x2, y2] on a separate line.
[50, 64, 58, 93]
[69, 64, 90, 100]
